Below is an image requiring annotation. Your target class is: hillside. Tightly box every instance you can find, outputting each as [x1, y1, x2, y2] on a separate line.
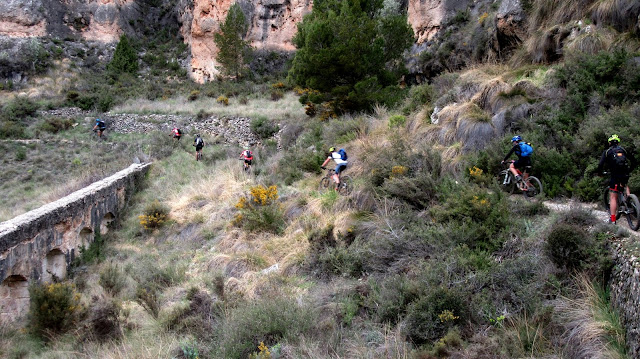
[2, 0, 640, 357]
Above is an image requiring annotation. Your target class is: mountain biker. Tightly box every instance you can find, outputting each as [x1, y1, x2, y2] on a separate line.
[240, 146, 253, 171]
[596, 134, 637, 223]
[93, 118, 106, 138]
[321, 147, 348, 190]
[501, 135, 532, 184]
[171, 127, 182, 141]
[193, 134, 205, 160]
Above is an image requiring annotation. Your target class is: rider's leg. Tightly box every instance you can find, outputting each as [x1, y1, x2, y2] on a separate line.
[610, 190, 618, 223]
[509, 162, 521, 181]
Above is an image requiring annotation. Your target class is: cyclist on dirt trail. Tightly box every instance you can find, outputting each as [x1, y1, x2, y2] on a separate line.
[321, 147, 348, 191]
[596, 134, 637, 223]
[240, 146, 253, 171]
[93, 118, 106, 138]
[193, 134, 205, 160]
[501, 135, 533, 184]
[171, 127, 182, 141]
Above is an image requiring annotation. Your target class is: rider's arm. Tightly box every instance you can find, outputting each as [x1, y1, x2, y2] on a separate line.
[502, 145, 517, 163]
[595, 150, 607, 174]
[321, 156, 332, 168]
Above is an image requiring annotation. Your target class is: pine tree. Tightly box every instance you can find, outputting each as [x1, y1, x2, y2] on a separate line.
[107, 34, 138, 75]
[214, 3, 250, 80]
[288, 0, 413, 113]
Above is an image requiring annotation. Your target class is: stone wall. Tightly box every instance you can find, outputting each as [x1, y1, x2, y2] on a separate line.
[0, 162, 150, 323]
[609, 238, 640, 357]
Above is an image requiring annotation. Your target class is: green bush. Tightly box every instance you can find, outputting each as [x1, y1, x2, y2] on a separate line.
[86, 296, 125, 341]
[39, 118, 73, 133]
[544, 222, 590, 272]
[364, 275, 422, 324]
[402, 83, 434, 114]
[188, 90, 200, 101]
[277, 148, 324, 184]
[388, 114, 406, 129]
[107, 34, 138, 75]
[405, 287, 466, 345]
[250, 116, 280, 139]
[220, 296, 315, 359]
[3, 97, 40, 119]
[28, 282, 83, 339]
[99, 261, 126, 296]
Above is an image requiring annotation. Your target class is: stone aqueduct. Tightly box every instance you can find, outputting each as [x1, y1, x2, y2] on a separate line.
[0, 163, 150, 322]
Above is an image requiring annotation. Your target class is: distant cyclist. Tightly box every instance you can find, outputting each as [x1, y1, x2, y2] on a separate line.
[93, 118, 106, 138]
[501, 135, 533, 183]
[596, 134, 637, 223]
[321, 147, 348, 190]
[193, 134, 205, 160]
[240, 146, 253, 171]
[171, 127, 182, 141]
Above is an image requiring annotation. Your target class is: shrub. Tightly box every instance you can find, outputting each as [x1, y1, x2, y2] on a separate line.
[39, 118, 73, 133]
[364, 275, 422, 324]
[405, 287, 466, 345]
[217, 95, 229, 106]
[544, 222, 591, 272]
[74, 227, 106, 266]
[250, 116, 280, 139]
[270, 89, 284, 101]
[86, 296, 125, 341]
[15, 147, 27, 161]
[277, 148, 324, 184]
[233, 185, 285, 234]
[28, 282, 83, 339]
[388, 115, 406, 129]
[188, 90, 200, 101]
[3, 96, 40, 119]
[107, 34, 138, 75]
[99, 261, 126, 296]
[139, 200, 170, 230]
[220, 296, 314, 359]
[135, 285, 160, 319]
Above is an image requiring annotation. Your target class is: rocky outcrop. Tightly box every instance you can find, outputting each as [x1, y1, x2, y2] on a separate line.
[407, 0, 471, 44]
[183, 0, 311, 82]
[494, 0, 527, 58]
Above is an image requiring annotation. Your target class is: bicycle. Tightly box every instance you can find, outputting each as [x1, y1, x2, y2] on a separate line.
[92, 128, 107, 141]
[196, 149, 203, 161]
[319, 168, 353, 195]
[602, 179, 640, 230]
[240, 158, 252, 173]
[497, 161, 543, 199]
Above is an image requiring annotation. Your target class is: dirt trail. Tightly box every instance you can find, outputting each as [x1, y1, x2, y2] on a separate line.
[543, 199, 640, 237]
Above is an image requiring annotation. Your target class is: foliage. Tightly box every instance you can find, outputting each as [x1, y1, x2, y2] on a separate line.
[214, 3, 251, 79]
[74, 227, 106, 266]
[220, 296, 314, 359]
[405, 287, 466, 345]
[217, 95, 230, 106]
[388, 114, 406, 129]
[28, 282, 83, 339]
[250, 116, 280, 139]
[288, 0, 414, 113]
[233, 185, 285, 234]
[107, 34, 138, 75]
[139, 200, 170, 230]
[99, 261, 126, 296]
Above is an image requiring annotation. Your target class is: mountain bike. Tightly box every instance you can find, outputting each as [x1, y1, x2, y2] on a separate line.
[497, 162, 543, 199]
[602, 180, 640, 230]
[319, 168, 353, 196]
[240, 158, 252, 173]
[92, 128, 107, 141]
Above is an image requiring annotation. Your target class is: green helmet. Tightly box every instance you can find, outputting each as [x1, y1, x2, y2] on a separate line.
[329, 147, 336, 152]
[608, 134, 621, 144]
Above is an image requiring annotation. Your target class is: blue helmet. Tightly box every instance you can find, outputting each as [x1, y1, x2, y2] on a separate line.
[96, 118, 101, 123]
[511, 135, 522, 142]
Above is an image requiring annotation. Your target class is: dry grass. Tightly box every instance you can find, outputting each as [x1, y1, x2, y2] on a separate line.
[564, 26, 615, 58]
[112, 92, 305, 120]
[555, 275, 628, 359]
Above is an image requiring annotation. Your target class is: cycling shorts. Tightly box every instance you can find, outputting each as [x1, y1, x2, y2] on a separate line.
[609, 173, 629, 191]
[335, 163, 347, 174]
[195, 145, 203, 151]
[244, 159, 252, 165]
[514, 157, 531, 170]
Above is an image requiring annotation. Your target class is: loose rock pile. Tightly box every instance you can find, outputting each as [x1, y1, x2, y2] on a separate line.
[41, 108, 269, 147]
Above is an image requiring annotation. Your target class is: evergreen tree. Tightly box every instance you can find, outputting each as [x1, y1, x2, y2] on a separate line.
[107, 34, 138, 75]
[288, 0, 414, 113]
[214, 3, 250, 80]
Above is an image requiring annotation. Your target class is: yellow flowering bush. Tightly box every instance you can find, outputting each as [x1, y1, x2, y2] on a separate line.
[271, 82, 285, 89]
[139, 200, 170, 230]
[233, 185, 285, 234]
[438, 309, 460, 323]
[390, 165, 409, 179]
[249, 342, 271, 359]
[28, 282, 83, 337]
[217, 95, 229, 106]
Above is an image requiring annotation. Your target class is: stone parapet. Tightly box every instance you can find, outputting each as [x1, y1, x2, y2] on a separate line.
[610, 238, 640, 357]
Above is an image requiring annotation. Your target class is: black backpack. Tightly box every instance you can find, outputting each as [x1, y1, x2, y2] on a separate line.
[195, 137, 203, 146]
[609, 146, 630, 173]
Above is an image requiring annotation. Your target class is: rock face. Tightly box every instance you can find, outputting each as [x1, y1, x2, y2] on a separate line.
[407, 0, 471, 44]
[182, 0, 312, 83]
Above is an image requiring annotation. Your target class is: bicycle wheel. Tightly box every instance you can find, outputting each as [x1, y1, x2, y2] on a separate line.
[319, 177, 331, 192]
[603, 187, 611, 211]
[496, 170, 515, 194]
[338, 176, 353, 196]
[625, 194, 640, 231]
[522, 176, 543, 199]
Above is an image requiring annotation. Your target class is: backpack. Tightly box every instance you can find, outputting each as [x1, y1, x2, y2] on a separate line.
[519, 142, 533, 157]
[177, 128, 182, 135]
[97, 120, 106, 129]
[195, 137, 203, 146]
[244, 150, 253, 158]
[609, 146, 630, 172]
[338, 148, 348, 161]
